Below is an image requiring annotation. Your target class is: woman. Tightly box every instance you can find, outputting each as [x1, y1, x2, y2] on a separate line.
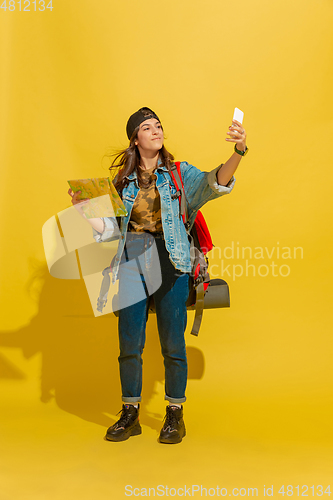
[69, 107, 248, 444]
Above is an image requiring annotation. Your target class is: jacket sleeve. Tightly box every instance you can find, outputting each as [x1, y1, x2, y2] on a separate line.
[180, 161, 236, 214]
[92, 175, 121, 242]
[92, 217, 119, 243]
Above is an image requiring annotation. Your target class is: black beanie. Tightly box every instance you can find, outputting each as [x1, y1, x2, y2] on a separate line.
[126, 107, 160, 140]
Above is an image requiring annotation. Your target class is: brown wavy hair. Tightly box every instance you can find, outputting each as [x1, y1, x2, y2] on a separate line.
[109, 122, 175, 195]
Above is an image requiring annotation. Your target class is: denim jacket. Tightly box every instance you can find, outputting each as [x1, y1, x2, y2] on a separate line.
[93, 161, 236, 284]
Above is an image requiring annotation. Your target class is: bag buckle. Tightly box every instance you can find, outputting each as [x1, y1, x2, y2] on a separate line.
[171, 190, 181, 200]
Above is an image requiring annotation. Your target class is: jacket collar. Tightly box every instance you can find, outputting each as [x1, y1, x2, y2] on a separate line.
[125, 158, 169, 180]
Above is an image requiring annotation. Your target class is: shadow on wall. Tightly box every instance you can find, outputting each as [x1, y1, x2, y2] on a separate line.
[0, 264, 204, 432]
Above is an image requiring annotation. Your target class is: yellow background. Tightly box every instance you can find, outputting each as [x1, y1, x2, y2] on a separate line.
[1, 0, 332, 498]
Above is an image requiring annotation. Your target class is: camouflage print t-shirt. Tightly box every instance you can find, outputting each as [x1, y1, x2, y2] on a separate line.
[128, 166, 163, 233]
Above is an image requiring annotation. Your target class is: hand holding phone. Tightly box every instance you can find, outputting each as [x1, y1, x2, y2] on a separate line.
[225, 107, 247, 153]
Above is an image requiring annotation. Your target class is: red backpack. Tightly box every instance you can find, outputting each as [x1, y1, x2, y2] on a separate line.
[169, 162, 213, 336]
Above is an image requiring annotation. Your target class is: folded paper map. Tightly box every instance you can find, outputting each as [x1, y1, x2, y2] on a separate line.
[67, 177, 127, 218]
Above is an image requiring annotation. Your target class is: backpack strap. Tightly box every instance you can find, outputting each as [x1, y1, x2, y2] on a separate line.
[97, 265, 112, 312]
[170, 162, 189, 227]
[191, 281, 205, 336]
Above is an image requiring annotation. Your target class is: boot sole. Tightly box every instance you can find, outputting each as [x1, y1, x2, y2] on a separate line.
[105, 422, 142, 442]
[159, 427, 186, 444]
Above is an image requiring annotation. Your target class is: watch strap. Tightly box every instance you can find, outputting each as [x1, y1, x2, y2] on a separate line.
[234, 144, 249, 156]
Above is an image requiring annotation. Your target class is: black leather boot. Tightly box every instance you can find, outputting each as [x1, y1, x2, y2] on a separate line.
[105, 404, 142, 442]
[159, 405, 186, 444]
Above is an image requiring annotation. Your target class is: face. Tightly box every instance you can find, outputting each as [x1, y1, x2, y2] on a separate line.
[134, 118, 164, 154]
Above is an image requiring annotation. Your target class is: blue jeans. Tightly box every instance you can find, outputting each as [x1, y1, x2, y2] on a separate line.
[117, 233, 189, 404]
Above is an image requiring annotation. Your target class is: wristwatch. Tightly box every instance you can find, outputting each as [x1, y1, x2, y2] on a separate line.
[234, 144, 249, 156]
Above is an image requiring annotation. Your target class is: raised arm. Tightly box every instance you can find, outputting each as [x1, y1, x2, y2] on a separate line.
[217, 119, 248, 186]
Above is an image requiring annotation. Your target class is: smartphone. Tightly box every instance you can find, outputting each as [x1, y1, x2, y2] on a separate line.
[233, 107, 244, 124]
